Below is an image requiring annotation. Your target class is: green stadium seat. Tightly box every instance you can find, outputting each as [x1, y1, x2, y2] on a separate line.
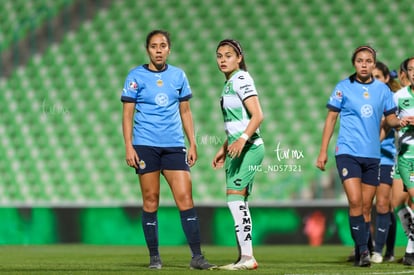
[1, 0, 413, 205]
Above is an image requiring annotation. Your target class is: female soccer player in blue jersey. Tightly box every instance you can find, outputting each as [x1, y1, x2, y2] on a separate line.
[316, 46, 408, 267]
[370, 61, 402, 263]
[121, 30, 215, 270]
[212, 39, 264, 270]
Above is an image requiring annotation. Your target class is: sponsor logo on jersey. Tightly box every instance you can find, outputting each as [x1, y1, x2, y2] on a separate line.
[403, 99, 410, 107]
[361, 104, 373, 118]
[155, 93, 169, 106]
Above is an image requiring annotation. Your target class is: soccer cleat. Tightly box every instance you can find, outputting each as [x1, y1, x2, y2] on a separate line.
[219, 263, 236, 270]
[370, 252, 383, 263]
[148, 255, 162, 269]
[359, 250, 371, 267]
[383, 255, 395, 262]
[403, 253, 414, 266]
[219, 256, 258, 270]
[189, 255, 217, 270]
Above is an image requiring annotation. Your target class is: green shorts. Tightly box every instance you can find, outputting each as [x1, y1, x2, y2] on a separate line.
[397, 155, 414, 189]
[392, 163, 401, 180]
[225, 143, 264, 196]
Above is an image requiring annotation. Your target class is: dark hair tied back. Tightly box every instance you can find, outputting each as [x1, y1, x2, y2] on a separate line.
[351, 45, 376, 64]
[216, 39, 247, 71]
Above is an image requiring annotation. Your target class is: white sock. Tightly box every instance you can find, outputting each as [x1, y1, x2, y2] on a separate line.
[397, 205, 414, 254]
[228, 200, 253, 257]
[397, 206, 413, 237]
[407, 238, 414, 254]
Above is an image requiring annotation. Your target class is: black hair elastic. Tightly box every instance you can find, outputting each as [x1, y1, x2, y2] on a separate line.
[217, 39, 243, 56]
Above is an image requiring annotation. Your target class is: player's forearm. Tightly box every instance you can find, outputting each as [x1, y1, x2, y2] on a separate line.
[385, 114, 401, 128]
[122, 104, 135, 148]
[180, 111, 196, 147]
[179, 101, 197, 147]
[243, 111, 264, 139]
[319, 115, 336, 154]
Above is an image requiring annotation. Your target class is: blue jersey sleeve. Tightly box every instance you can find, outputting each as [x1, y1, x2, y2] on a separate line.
[178, 71, 192, 102]
[326, 83, 343, 112]
[120, 71, 139, 103]
[383, 89, 397, 116]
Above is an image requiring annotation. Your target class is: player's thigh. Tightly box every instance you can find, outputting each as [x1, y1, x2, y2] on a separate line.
[163, 170, 194, 209]
[226, 144, 264, 194]
[398, 156, 414, 189]
[138, 171, 161, 211]
[391, 178, 408, 209]
[343, 177, 363, 206]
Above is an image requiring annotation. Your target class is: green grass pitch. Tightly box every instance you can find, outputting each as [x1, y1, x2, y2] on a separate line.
[0, 245, 413, 274]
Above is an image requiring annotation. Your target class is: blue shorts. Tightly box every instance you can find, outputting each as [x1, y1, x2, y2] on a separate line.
[379, 164, 393, 185]
[335, 154, 380, 186]
[133, 145, 190, 174]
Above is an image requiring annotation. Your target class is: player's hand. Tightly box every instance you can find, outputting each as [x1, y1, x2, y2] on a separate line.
[187, 145, 197, 167]
[315, 153, 327, 171]
[125, 146, 139, 168]
[227, 138, 246, 158]
[212, 148, 226, 169]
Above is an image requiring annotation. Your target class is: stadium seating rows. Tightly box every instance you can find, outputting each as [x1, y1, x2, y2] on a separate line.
[0, 0, 413, 205]
[0, 0, 72, 51]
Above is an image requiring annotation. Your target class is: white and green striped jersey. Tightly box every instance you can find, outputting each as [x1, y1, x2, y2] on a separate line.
[394, 86, 414, 157]
[220, 70, 263, 145]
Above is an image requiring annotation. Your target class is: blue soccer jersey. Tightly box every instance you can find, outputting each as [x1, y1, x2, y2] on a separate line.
[120, 64, 192, 147]
[327, 75, 397, 159]
[380, 130, 396, 166]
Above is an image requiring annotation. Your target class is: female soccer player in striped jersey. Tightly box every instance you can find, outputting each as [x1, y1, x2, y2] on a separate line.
[393, 57, 414, 265]
[212, 39, 264, 270]
[121, 30, 215, 270]
[316, 46, 409, 267]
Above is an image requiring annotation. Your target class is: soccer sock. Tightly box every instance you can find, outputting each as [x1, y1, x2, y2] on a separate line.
[349, 215, 368, 255]
[374, 212, 391, 254]
[385, 212, 396, 256]
[395, 205, 414, 254]
[227, 196, 253, 258]
[366, 222, 374, 253]
[142, 210, 159, 256]
[179, 208, 202, 257]
[396, 205, 412, 236]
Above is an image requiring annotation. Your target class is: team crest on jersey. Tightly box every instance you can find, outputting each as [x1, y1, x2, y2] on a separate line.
[224, 83, 232, 94]
[362, 86, 369, 99]
[129, 81, 138, 90]
[342, 168, 348, 177]
[139, 160, 146, 169]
